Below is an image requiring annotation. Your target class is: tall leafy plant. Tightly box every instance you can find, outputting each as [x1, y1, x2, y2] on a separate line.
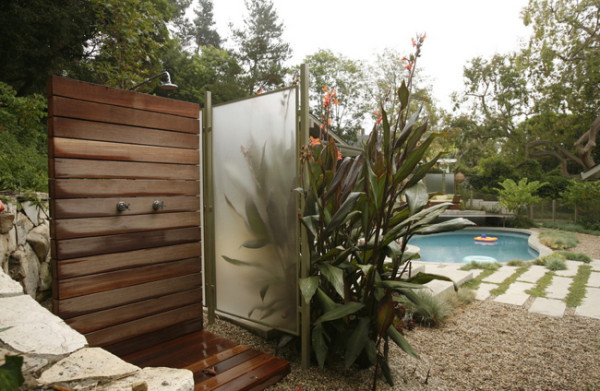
[298, 35, 474, 387]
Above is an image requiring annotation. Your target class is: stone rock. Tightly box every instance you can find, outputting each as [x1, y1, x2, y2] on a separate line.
[98, 367, 194, 391]
[0, 294, 87, 355]
[21, 201, 40, 226]
[15, 212, 33, 246]
[38, 348, 140, 385]
[0, 212, 15, 233]
[26, 223, 50, 260]
[9, 245, 40, 298]
[38, 261, 52, 292]
[0, 269, 24, 297]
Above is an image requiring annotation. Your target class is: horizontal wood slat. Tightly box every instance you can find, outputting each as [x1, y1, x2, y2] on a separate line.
[48, 76, 199, 118]
[52, 196, 199, 218]
[210, 357, 290, 391]
[58, 257, 201, 299]
[193, 349, 262, 385]
[51, 158, 199, 180]
[51, 179, 199, 198]
[196, 355, 276, 391]
[50, 137, 199, 165]
[53, 227, 201, 260]
[52, 211, 200, 239]
[184, 345, 252, 374]
[66, 288, 202, 334]
[103, 319, 205, 358]
[51, 96, 199, 133]
[85, 303, 204, 347]
[57, 274, 202, 318]
[57, 242, 202, 279]
[49, 117, 198, 148]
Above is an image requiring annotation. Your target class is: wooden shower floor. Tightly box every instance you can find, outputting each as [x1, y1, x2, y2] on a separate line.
[122, 330, 290, 391]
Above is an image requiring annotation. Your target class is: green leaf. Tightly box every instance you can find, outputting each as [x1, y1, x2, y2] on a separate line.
[299, 276, 319, 304]
[381, 357, 394, 386]
[405, 181, 429, 215]
[241, 238, 269, 249]
[315, 301, 364, 324]
[312, 324, 329, 368]
[414, 218, 475, 235]
[259, 284, 269, 301]
[245, 198, 268, 238]
[317, 263, 345, 299]
[376, 295, 395, 337]
[316, 287, 338, 313]
[321, 192, 362, 238]
[344, 317, 370, 368]
[387, 325, 419, 359]
[407, 272, 458, 292]
[365, 339, 377, 364]
[0, 355, 24, 391]
[222, 255, 265, 269]
[377, 280, 425, 290]
[398, 80, 409, 110]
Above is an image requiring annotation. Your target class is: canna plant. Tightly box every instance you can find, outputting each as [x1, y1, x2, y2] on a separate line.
[298, 36, 474, 387]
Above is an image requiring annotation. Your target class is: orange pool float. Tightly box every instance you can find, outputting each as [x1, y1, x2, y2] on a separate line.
[474, 234, 498, 242]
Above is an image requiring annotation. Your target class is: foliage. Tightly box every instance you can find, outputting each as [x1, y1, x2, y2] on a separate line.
[231, 0, 291, 94]
[0, 0, 96, 95]
[460, 261, 501, 271]
[560, 180, 600, 229]
[541, 254, 567, 271]
[489, 265, 529, 296]
[0, 355, 24, 391]
[190, 0, 222, 50]
[299, 37, 474, 386]
[525, 271, 553, 297]
[396, 291, 452, 327]
[555, 251, 591, 264]
[0, 83, 48, 191]
[73, 0, 174, 89]
[496, 178, 547, 215]
[303, 50, 368, 143]
[506, 259, 529, 267]
[538, 230, 579, 250]
[565, 265, 592, 307]
[537, 221, 600, 236]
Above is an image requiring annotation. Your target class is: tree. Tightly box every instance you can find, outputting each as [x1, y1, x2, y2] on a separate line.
[496, 178, 547, 216]
[191, 0, 222, 50]
[231, 0, 292, 94]
[0, 0, 96, 95]
[303, 50, 368, 143]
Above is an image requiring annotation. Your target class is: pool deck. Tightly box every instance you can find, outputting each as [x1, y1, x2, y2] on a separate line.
[412, 253, 600, 320]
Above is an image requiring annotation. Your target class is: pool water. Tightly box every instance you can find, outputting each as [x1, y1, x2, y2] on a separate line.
[407, 229, 538, 263]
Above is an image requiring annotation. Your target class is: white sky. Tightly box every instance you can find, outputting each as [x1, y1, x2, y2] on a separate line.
[209, 0, 532, 111]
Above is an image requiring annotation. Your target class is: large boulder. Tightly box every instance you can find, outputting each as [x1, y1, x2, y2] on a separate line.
[26, 223, 50, 260]
[9, 245, 40, 298]
[0, 212, 15, 233]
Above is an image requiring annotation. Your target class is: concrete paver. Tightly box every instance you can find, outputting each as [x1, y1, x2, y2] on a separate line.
[474, 282, 497, 301]
[554, 260, 581, 277]
[518, 265, 547, 283]
[494, 282, 534, 306]
[587, 271, 600, 288]
[528, 297, 566, 317]
[590, 259, 600, 271]
[575, 287, 600, 319]
[546, 276, 572, 300]
[482, 266, 517, 284]
[423, 263, 473, 286]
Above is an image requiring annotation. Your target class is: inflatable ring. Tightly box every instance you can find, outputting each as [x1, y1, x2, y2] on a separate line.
[474, 234, 498, 242]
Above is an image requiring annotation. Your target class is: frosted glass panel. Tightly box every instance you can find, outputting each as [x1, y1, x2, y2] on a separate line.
[212, 88, 298, 334]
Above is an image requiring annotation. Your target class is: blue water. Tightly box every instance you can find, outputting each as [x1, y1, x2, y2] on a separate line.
[408, 230, 538, 263]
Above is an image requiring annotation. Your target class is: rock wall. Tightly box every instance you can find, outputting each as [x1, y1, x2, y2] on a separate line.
[0, 193, 51, 302]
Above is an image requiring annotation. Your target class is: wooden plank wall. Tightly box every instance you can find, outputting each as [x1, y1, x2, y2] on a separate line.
[47, 76, 203, 356]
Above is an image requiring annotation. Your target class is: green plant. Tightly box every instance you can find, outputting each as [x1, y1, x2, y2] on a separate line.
[298, 34, 474, 387]
[0, 328, 24, 391]
[496, 178, 547, 216]
[507, 259, 529, 267]
[565, 265, 592, 307]
[460, 261, 501, 271]
[489, 265, 529, 296]
[555, 251, 592, 263]
[538, 230, 579, 249]
[526, 271, 553, 297]
[543, 254, 567, 271]
[397, 291, 452, 327]
[537, 221, 600, 236]
[561, 180, 600, 229]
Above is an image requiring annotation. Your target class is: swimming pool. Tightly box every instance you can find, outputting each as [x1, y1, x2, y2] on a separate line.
[407, 229, 539, 263]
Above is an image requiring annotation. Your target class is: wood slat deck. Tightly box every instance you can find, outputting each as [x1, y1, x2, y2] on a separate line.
[122, 330, 290, 391]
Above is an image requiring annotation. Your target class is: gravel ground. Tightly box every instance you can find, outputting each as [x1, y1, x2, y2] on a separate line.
[206, 230, 600, 391]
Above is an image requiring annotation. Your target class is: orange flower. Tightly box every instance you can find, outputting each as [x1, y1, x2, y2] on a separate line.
[327, 118, 332, 125]
[337, 150, 342, 160]
[322, 85, 329, 92]
[405, 63, 413, 71]
[411, 37, 416, 47]
[310, 136, 321, 146]
[376, 116, 383, 124]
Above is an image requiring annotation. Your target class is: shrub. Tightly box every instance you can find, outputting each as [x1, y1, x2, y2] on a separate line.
[555, 251, 591, 263]
[397, 291, 453, 327]
[537, 253, 567, 271]
[496, 178, 547, 216]
[537, 221, 600, 236]
[538, 230, 579, 249]
[460, 261, 501, 271]
[507, 259, 529, 267]
[561, 180, 600, 230]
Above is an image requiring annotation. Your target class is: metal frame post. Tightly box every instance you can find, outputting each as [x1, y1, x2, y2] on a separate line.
[202, 91, 216, 324]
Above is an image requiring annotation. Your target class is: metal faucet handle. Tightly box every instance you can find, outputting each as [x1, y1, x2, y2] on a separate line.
[152, 200, 166, 210]
[116, 202, 130, 212]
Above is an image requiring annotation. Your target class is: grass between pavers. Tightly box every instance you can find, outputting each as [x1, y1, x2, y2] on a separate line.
[460, 262, 501, 290]
[565, 264, 592, 307]
[489, 265, 530, 296]
[525, 271, 554, 297]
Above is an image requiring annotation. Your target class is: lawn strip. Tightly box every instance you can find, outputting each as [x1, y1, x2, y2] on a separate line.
[565, 264, 592, 308]
[526, 271, 554, 297]
[489, 265, 529, 296]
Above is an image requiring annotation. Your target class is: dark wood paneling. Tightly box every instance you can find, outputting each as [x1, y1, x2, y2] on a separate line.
[53, 227, 201, 260]
[51, 96, 198, 133]
[57, 242, 202, 278]
[57, 274, 202, 318]
[85, 303, 204, 347]
[53, 212, 200, 239]
[51, 179, 199, 198]
[48, 76, 199, 118]
[50, 137, 199, 164]
[49, 117, 198, 148]
[58, 258, 201, 299]
[52, 159, 199, 180]
[66, 288, 202, 334]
